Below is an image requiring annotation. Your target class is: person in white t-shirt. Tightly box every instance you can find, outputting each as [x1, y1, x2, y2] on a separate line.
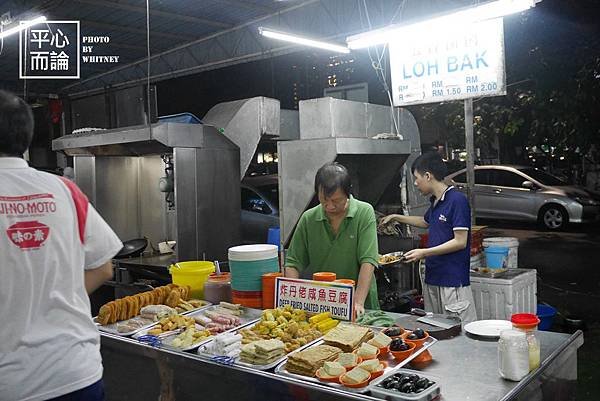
[0, 90, 123, 401]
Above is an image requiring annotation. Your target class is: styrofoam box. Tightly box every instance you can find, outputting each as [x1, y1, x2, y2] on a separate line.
[470, 253, 484, 269]
[470, 268, 537, 321]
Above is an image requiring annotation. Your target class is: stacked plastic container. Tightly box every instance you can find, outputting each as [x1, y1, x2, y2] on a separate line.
[228, 244, 279, 308]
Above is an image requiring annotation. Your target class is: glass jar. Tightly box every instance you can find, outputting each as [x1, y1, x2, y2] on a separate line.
[203, 273, 232, 304]
[498, 329, 530, 381]
[511, 313, 541, 371]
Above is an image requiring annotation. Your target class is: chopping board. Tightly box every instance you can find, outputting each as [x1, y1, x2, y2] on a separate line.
[395, 314, 462, 340]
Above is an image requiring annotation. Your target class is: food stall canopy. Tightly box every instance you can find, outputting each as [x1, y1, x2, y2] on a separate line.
[0, 0, 488, 96]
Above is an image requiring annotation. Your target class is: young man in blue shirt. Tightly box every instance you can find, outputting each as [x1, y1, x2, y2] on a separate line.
[382, 152, 477, 324]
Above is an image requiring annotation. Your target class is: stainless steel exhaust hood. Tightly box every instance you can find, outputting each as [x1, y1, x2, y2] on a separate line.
[52, 122, 233, 156]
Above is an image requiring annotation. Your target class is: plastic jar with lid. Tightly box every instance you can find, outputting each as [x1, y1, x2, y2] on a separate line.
[498, 329, 530, 381]
[203, 273, 232, 304]
[511, 313, 541, 371]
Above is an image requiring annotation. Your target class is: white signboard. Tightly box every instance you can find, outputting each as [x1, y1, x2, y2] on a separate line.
[274, 277, 354, 321]
[389, 18, 506, 106]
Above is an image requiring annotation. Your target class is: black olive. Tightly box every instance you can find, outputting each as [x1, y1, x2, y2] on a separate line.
[390, 338, 403, 350]
[407, 333, 419, 340]
[400, 376, 412, 385]
[416, 377, 429, 389]
[398, 343, 410, 351]
[394, 382, 404, 390]
[385, 327, 402, 337]
[414, 328, 426, 339]
[401, 383, 415, 393]
[426, 380, 435, 388]
[409, 374, 420, 383]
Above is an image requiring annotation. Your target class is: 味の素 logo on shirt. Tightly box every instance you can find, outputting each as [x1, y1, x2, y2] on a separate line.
[6, 221, 50, 250]
[438, 214, 447, 222]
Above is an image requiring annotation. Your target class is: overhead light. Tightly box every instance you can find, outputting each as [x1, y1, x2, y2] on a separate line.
[347, 0, 541, 49]
[0, 16, 47, 40]
[259, 27, 350, 54]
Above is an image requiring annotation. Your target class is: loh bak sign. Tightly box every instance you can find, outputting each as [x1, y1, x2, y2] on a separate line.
[275, 277, 354, 321]
[389, 18, 506, 106]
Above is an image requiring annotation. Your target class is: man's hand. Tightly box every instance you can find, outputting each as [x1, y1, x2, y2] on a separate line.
[354, 302, 365, 318]
[380, 214, 401, 226]
[404, 248, 429, 263]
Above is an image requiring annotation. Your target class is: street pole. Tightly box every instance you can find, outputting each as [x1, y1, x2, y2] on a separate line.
[464, 98, 476, 225]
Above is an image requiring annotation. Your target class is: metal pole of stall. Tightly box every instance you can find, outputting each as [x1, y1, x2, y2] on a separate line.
[464, 98, 476, 225]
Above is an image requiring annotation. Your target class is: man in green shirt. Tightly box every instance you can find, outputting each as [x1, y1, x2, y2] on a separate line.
[284, 162, 380, 316]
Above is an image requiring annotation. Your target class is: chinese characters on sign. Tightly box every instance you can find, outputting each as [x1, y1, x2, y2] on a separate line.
[389, 18, 506, 106]
[20, 21, 80, 79]
[275, 277, 354, 321]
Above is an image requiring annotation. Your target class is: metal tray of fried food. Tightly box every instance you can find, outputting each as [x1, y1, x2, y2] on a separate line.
[134, 318, 263, 352]
[274, 334, 437, 394]
[95, 315, 159, 337]
[95, 301, 212, 337]
[187, 305, 264, 329]
[196, 320, 323, 371]
[378, 252, 405, 266]
[133, 306, 263, 352]
[176, 299, 212, 315]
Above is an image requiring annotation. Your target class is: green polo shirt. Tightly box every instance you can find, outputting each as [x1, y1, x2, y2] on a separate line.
[285, 196, 380, 309]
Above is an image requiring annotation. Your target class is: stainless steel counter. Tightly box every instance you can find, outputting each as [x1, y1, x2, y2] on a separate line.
[99, 314, 583, 401]
[114, 254, 177, 270]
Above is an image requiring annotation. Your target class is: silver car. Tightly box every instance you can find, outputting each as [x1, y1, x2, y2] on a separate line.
[241, 175, 280, 243]
[446, 165, 600, 230]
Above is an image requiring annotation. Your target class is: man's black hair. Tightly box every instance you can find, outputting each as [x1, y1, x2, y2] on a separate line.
[314, 162, 352, 198]
[411, 152, 448, 181]
[0, 90, 34, 157]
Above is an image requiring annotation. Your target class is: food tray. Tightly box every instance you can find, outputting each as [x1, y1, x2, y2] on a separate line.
[274, 335, 437, 394]
[132, 307, 263, 351]
[369, 368, 441, 401]
[187, 305, 264, 326]
[378, 252, 405, 266]
[178, 300, 212, 315]
[95, 301, 212, 337]
[196, 321, 323, 371]
[95, 316, 158, 337]
[134, 327, 214, 352]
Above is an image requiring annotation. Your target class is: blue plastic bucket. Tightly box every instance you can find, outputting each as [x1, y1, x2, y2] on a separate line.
[484, 246, 509, 269]
[537, 304, 557, 331]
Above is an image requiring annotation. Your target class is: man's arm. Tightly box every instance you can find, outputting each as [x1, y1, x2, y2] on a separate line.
[283, 215, 309, 278]
[404, 230, 468, 262]
[84, 260, 113, 294]
[284, 267, 300, 278]
[354, 262, 375, 316]
[380, 214, 429, 228]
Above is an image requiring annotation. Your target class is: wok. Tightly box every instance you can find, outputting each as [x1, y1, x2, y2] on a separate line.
[114, 238, 148, 259]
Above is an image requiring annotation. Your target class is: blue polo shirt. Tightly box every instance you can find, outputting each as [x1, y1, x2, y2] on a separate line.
[424, 186, 471, 287]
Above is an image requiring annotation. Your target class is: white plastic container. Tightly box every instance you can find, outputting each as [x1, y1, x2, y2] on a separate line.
[483, 237, 519, 269]
[470, 268, 537, 320]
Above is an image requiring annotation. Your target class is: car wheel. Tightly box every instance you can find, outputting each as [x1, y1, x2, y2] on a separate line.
[539, 205, 568, 230]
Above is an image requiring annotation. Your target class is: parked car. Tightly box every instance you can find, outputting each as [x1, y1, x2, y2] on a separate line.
[241, 175, 280, 243]
[446, 165, 600, 230]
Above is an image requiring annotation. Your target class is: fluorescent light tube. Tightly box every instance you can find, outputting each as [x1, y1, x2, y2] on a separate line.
[259, 27, 350, 54]
[347, 0, 540, 49]
[0, 16, 47, 40]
